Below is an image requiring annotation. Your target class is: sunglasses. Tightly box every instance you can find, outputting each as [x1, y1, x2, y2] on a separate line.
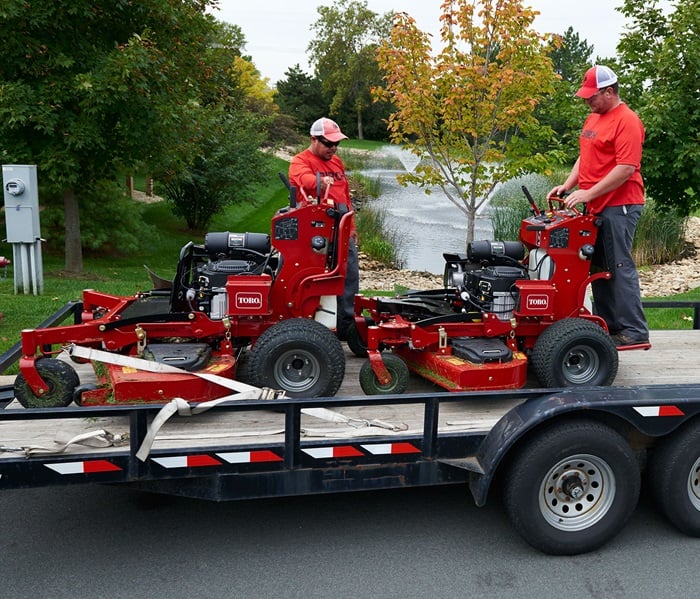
[316, 137, 340, 148]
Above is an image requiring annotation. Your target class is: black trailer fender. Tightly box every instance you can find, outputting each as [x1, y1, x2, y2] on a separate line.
[469, 384, 700, 506]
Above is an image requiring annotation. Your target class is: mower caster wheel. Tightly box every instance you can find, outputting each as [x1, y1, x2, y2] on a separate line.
[14, 358, 80, 408]
[359, 353, 409, 395]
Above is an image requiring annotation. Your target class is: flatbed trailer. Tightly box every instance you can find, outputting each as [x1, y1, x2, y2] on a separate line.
[2, 371, 700, 555]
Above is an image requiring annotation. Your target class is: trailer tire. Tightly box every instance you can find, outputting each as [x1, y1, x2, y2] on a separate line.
[648, 422, 700, 537]
[531, 318, 618, 387]
[247, 318, 345, 398]
[503, 419, 640, 555]
[14, 358, 80, 408]
[359, 353, 410, 395]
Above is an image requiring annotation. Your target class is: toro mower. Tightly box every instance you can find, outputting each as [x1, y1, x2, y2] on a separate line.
[14, 177, 353, 408]
[350, 187, 651, 395]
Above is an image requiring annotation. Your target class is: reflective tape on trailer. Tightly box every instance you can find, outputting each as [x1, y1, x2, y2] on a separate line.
[217, 450, 283, 463]
[361, 442, 421, 455]
[302, 446, 364, 459]
[152, 455, 222, 469]
[633, 405, 685, 417]
[45, 460, 122, 475]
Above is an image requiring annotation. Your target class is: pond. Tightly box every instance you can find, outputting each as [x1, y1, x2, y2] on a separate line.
[363, 153, 494, 274]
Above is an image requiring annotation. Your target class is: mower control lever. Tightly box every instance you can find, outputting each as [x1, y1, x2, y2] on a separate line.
[521, 185, 541, 216]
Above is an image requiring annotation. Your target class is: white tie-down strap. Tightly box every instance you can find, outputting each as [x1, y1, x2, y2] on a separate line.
[68, 344, 263, 395]
[300, 408, 408, 433]
[65, 346, 408, 459]
[18, 429, 129, 457]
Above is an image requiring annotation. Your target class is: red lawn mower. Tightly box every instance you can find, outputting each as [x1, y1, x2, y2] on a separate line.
[14, 177, 353, 408]
[350, 187, 651, 395]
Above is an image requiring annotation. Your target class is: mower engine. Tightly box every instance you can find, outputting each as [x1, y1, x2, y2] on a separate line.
[180, 231, 273, 319]
[444, 240, 528, 321]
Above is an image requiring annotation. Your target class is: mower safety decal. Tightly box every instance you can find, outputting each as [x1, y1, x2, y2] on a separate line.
[303, 446, 364, 459]
[361, 442, 421, 455]
[217, 450, 283, 463]
[45, 460, 122, 475]
[633, 405, 685, 417]
[152, 454, 222, 469]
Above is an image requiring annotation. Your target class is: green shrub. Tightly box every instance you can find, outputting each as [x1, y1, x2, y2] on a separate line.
[633, 200, 687, 265]
[355, 204, 404, 268]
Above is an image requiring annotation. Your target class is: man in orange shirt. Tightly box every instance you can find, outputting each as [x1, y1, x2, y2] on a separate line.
[289, 117, 359, 340]
[548, 65, 649, 347]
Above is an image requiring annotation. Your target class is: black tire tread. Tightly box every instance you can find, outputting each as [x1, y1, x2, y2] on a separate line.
[247, 318, 345, 398]
[531, 318, 618, 387]
[503, 419, 640, 555]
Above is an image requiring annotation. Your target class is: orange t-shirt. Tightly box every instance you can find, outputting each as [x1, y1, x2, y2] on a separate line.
[578, 102, 645, 214]
[288, 149, 352, 209]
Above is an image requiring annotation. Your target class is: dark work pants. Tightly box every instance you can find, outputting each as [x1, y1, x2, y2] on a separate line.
[591, 204, 649, 340]
[337, 236, 359, 336]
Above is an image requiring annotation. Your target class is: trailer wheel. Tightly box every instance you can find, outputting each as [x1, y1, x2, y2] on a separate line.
[247, 318, 345, 398]
[531, 318, 618, 387]
[14, 358, 80, 408]
[648, 422, 700, 536]
[503, 419, 640, 555]
[359, 353, 410, 395]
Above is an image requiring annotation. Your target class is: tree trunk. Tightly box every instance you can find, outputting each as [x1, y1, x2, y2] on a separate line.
[63, 188, 83, 274]
[356, 109, 364, 140]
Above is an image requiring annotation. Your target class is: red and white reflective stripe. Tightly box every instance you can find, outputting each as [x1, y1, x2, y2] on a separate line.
[152, 455, 222, 469]
[45, 460, 122, 475]
[217, 450, 283, 463]
[361, 442, 420, 455]
[633, 405, 685, 417]
[303, 446, 364, 459]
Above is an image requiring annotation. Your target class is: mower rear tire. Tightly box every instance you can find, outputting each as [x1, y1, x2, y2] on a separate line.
[531, 318, 618, 387]
[359, 353, 410, 395]
[14, 358, 80, 408]
[247, 318, 345, 398]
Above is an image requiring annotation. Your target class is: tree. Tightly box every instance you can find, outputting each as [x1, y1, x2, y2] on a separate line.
[374, 0, 559, 246]
[534, 27, 594, 161]
[275, 65, 329, 133]
[308, 0, 393, 139]
[618, 0, 700, 215]
[160, 110, 270, 231]
[0, 0, 241, 273]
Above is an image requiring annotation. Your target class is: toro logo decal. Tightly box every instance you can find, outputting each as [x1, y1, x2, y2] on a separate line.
[526, 294, 549, 310]
[235, 292, 263, 310]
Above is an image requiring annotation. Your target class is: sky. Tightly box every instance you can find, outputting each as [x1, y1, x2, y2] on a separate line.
[211, 0, 648, 85]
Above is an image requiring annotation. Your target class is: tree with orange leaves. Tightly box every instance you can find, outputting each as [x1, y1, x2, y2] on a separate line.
[374, 0, 560, 246]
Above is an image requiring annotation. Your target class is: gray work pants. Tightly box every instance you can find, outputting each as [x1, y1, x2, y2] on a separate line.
[591, 204, 649, 339]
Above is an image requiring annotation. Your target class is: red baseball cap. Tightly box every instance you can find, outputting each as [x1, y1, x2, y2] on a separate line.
[310, 118, 348, 142]
[575, 65, 618, 99]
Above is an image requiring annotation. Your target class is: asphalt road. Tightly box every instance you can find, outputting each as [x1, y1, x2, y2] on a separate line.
[1, 482, 698, 599]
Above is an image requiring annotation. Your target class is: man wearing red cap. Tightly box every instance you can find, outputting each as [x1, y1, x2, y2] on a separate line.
[548, 65, 649, 347]
[289, 117, 359, 340]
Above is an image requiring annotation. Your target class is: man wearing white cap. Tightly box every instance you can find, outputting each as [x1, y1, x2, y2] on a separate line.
[548, 65, 649, 347]
[289, 117, 359, 340]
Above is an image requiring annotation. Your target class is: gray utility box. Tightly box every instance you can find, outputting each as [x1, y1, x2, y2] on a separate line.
[3, 164, 41, 243]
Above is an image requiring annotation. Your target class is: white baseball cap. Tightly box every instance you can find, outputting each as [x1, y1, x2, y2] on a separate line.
[310, 118, 348, 142]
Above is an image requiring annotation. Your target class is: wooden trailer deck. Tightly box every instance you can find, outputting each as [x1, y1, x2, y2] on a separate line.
[0, 329, 698, 459]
